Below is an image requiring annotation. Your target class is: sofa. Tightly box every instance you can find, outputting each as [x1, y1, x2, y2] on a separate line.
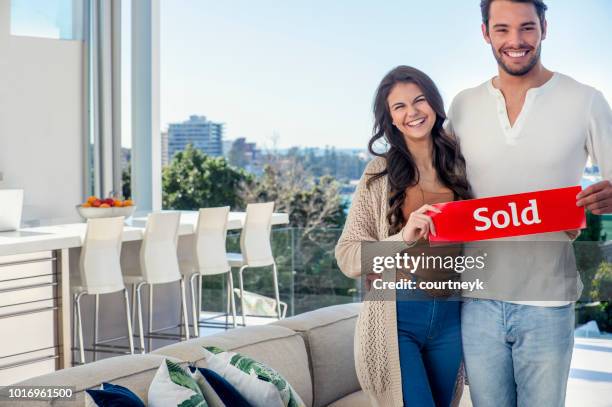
[11, 302, 473, 406]
[10, 303, 369, 406]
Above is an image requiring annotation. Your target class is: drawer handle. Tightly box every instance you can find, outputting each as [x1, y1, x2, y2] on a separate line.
[0, 257, 55, 268]
[0, 282, 58, 294]
[0, 305, 57, 320]
[0, 354, 58, 370]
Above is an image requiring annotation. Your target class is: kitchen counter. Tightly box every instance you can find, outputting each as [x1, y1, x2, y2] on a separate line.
[0, 211, 290, 257]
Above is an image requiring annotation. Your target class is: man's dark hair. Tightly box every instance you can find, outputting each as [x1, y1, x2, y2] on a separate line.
[480, 0, 547, 31]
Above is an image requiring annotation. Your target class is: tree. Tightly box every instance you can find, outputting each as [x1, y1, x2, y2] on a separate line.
[574, 210, 606, 296]
[242, 162, 347, 232]
[577, 211, 606, 242]
[228, 139, 248, 168]
[162, 144, 252, 210]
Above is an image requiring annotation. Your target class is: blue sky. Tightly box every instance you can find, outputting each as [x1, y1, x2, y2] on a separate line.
[18, 0, 607, 150]
[158, 0, 612, 149]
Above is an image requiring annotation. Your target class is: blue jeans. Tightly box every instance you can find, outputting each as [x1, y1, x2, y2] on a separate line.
[396, 295, 462, 407]
[462, 299, 574, 407]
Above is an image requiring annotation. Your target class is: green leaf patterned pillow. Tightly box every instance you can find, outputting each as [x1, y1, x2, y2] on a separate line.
[204, 346, 305, 407]
[148, 359, 208, 407]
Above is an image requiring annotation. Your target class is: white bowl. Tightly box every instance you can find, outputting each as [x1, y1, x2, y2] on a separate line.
[76, 205, 137, 220]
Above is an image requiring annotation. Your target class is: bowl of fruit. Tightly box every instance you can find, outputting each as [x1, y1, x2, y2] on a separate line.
[76, 196, 136, 220]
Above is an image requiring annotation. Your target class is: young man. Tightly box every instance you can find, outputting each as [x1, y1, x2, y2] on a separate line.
[447, 0, 612, 405]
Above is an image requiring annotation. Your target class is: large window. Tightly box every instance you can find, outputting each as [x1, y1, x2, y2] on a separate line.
[11, 0, 83, 40]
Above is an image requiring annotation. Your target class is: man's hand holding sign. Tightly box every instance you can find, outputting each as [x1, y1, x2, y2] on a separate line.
[576, 179, 612, 215]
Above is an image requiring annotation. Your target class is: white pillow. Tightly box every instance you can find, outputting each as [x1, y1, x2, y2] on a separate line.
[148, 359, 208, 407]
[200, 347, 283, 407]
[202, 346, 306, 407]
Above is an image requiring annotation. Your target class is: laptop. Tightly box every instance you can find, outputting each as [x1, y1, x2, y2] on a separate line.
[0, 190, 24, 232]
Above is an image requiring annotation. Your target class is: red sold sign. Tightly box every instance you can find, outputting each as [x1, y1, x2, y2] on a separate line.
[428, 186, 586, 242]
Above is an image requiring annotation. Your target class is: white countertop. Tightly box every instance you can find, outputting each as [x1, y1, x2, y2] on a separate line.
[0, 211, 289, 257]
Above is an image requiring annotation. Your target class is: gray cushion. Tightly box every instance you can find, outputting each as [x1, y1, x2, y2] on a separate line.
[11, 354, 182, 406]
[272, 303, 362, 407]
[153, 325, 313, 407]
[327, 390, 371, 407]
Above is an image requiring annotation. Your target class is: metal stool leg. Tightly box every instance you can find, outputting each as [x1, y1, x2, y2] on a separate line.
[148, 284, 154, 351]
[72, 293, 77, 363]
[238, 265, 248, 326]
[228, 269, 237, 328]
[178, 280, 184, 339]
[272, 263, 282, 320]
[179, 277, 190, 340]
[225, 272, 230, 328]
[93, 294, 99, 361]
[75, 292, 86, 364]
[124, 288, 135, 355]
[189, 273, 200, 337]
[136, 282, 146, 353]
[197, 274, 203, 330]
[131, 283, 137, 332]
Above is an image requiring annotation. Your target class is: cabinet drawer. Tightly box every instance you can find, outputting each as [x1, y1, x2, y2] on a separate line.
[0, 275, 56, 308]
[0, 349, 57, 386]
[0, 308, 56, 358]
[0, 257, 54, 282]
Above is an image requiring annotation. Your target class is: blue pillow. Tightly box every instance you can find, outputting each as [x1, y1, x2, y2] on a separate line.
[198, 367, 253, 407]
[85, 382, 145, 407]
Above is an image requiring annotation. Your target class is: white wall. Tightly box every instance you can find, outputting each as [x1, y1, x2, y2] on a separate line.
[0, 0, 84, 223]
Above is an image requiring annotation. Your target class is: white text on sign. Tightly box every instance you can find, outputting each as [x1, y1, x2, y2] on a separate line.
[473, 199, 542, 231]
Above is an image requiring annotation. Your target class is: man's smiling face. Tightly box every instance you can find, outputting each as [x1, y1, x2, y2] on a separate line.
[483, 0, 547, 76]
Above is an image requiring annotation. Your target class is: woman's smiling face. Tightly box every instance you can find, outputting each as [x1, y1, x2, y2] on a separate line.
[387, 82, 436, 142]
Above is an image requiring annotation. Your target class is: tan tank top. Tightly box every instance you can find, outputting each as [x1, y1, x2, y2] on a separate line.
[398, 185, 462, 297]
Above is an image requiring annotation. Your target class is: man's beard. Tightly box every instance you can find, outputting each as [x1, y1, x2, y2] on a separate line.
[492, 44, 541, 76]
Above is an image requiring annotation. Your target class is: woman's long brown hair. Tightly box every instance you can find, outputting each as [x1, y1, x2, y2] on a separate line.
[367, 66, 472, 235]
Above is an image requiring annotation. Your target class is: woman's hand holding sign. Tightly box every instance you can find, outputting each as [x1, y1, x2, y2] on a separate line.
[364, 204, 442, 292]
[402, 204, 441, 243]
[576, 180, 612, 215]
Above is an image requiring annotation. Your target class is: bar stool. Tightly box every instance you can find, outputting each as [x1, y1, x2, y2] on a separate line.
[180, 206, 237, 337]
[124, 212, 191, 353]
[227, 202, 282, 326]
[72, 217, 134, 364]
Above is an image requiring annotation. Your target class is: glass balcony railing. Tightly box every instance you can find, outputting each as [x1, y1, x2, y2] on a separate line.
[199, 227, 359, 317]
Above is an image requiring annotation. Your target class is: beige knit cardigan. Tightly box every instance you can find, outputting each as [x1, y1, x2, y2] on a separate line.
[335, 157, 464, 407]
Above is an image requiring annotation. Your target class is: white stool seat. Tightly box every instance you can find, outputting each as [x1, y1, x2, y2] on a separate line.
[179, 260, 196, 275]
[70, 278, 127, 296]
[179, 259, 231, 276]
[226, 252, 245, 267]
[123, 275, 144, 285]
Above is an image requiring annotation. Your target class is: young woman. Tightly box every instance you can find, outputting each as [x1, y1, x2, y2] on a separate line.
[335, 66, 472, 407]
